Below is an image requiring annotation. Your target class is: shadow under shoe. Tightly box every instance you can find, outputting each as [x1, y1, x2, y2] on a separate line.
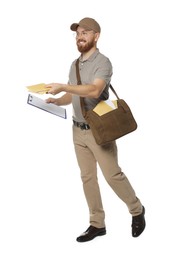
[76, 225, 106, 242]
[132, 206, 146, 237]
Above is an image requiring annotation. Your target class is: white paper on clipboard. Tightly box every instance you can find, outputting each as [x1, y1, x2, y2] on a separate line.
[27, 94, 67, 119]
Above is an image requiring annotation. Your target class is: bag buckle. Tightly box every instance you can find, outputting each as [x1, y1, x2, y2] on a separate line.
[80, 123, 90, 130]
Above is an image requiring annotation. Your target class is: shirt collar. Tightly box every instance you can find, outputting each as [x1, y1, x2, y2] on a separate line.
[79, 48, 99, 63]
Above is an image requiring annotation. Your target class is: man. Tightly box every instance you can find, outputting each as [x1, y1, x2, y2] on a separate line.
[45, 17, 146, 242]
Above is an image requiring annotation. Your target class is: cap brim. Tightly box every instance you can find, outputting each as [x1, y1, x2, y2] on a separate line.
[70, 23, 79, 31]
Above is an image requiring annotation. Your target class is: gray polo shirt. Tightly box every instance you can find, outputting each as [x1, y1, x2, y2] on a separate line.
[68, 49, 113, 123]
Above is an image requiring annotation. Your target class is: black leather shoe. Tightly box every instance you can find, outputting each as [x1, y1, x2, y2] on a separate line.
[132, 206, 146, 237]
[76, 225, 106, 242]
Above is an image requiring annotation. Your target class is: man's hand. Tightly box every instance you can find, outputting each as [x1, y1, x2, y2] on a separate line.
[45, 83, 65, 95]
[45, 97, 59, 105]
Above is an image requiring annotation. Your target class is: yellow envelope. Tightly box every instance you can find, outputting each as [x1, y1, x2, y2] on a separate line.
[93, 100, 118, 116]
[26, 83, 51, 94]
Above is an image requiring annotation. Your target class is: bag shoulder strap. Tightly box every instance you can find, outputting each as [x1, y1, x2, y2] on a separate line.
[75, 58, 120, 115]
[109, 84, 120, 99]
[75, 59, 86, 116]
[75, 58, 82, 85]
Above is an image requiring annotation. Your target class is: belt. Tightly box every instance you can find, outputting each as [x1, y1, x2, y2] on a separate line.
[73, 120, 90, 130]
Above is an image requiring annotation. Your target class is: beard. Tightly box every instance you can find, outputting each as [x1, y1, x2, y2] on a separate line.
[77, 38, 95, 53]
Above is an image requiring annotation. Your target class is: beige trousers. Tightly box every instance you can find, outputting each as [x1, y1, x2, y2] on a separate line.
[73, 125, 143, 228]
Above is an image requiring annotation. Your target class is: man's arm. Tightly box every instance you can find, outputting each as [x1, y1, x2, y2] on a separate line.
[45, 78, 106, 99]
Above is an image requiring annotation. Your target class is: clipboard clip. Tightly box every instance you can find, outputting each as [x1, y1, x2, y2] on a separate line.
[28, 94, 33, 102]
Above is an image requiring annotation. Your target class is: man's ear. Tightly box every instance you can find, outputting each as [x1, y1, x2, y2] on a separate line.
[95, 32, 100, 42]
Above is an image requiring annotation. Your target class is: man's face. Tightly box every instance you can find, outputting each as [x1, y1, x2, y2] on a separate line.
[75, 27, 97, 53]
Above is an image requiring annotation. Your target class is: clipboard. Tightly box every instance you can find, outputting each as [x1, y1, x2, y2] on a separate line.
[27, 94, 67, 119]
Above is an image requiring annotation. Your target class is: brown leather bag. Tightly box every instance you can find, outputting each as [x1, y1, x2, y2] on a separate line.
[75, 59, 138, 145]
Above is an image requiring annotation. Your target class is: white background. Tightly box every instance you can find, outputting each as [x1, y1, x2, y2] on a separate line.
[0, 0, 172, 259]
